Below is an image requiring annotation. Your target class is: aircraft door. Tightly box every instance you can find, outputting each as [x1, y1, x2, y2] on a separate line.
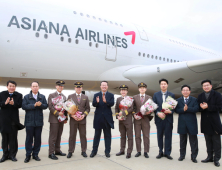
[105, 34, 117, 61]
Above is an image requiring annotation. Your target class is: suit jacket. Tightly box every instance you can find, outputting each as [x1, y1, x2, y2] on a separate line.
[115, 96, 133, 124]
[68, 93, 90, 125]
[132, 94, 153, 121]
[48, 91, 68, 123]
[175, 96, 199, 135]
[197, 90, 222, 135]
[22, 91, 48, 127]
[0, 91, 25, 133]
[153, 91, 175, 124]
[92, 91, 114, 129]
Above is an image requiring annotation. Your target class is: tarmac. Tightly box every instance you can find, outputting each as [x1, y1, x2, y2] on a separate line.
[0, 108, 222, 170]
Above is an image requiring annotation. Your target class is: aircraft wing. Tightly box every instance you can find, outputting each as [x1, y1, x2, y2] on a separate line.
[123, 58, 222, 95]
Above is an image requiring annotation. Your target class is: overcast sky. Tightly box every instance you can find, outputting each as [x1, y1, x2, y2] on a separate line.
[1, 0, 222, 94]
[34, 0, 222, 53]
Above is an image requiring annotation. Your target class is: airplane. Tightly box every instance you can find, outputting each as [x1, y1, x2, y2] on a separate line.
[0, 0, 222, 101]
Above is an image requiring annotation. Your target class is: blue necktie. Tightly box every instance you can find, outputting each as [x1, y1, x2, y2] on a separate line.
[185, 99, 188, 104]
[9, 94, 13, 97]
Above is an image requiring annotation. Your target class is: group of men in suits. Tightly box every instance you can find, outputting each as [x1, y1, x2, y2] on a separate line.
[0, 79, 221, 167]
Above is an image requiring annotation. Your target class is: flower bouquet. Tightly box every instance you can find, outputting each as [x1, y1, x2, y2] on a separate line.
[118, 96, 134, 120]
[134, 112, 144, 120]
[158, 96, 178, 120]
[63, 99, 78, 115]
[140, 98, 158, 116]
[52, 96, 66, 122]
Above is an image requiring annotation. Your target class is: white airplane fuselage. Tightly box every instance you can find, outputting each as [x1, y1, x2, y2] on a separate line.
[0, 0, 222, 97]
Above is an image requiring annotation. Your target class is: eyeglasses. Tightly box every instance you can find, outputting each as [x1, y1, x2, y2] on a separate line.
[182, 90, 190, 92]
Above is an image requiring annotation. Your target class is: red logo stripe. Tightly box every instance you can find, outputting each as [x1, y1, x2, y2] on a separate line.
[124, 31, 136, 44]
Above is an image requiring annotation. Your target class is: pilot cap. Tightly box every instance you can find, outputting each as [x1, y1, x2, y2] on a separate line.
[56, 80, 65, 86]
[74, 81, 83, 88]
[119, 84, 128, 90]
[138, 82, 147, 88]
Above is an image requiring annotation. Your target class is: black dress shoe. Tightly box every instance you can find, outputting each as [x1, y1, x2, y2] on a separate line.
[144, 152, 149, 158]
[0, 156, 8, 163]
[156, 152, 163, 159]
[49, 154, 58, 160]
[191, 158, 197, 163]
[116, 151, 125, 156]
[24, 156, 31, 163]
[33, 155, 41, 161]
[178, 156, 185, 161]
[214, 161, 220, 167]
[126, 153, 131, 159]
[81, 152, 87, 158]
[55, 151, 66, 156]
[165, 155, 173, 160]
[10, 157, 17, 162]
[201, 157, 213, 163]
[135, 152, 141, 157]
[90, 152, 97, 158]
[105, 153, 110, 158]
[67, 152, 72, 159]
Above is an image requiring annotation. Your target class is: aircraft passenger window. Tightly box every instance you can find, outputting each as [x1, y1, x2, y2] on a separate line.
[99, 18, 102, 21]
[147, 54, 150, 58]
[120, 24, 123, 27]
[104, 19, 107, 22]
[110, 21, 113, 24]
[163, 58, 165, 61]
[174, 60, 176, 62]
[89, 42, 92, 47]
[80, 13, 84, 16]
[170, 59, 172, 62]
[93, 16, 96, 19]
[73, 11, 77, 14]
[138, 52, 141, 56]
[95, 43, 99, 48]
[75, 39, 79, 44]
[167, 58, 169, 62]
[68, 38, 72, 43]
[143, 53, 145, 57]
[87, 14, 90, 18]
[151, 55, 154, 59]
[44, 34, 48, 39]
[177, 61, 179, 62]
[155, 56, 158, 60]
[60, 37, 64, 41]
[115, 23, 118, 26]
[35, 32, 39, 37]
[159, 57, 161, 60]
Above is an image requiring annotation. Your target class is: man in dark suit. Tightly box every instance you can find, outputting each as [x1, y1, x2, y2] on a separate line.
[153, 78, 175, 160]
[0, 80, 25, 163]
[115, 85, 133, 159]
[67, 82, 90, 158]
[175, 85, 199, 163]
[48, 80, 67, 160]
[90, 81, 114, 158]
[197, 79, 222, 167]
[22, 81, 48, 163]
[132, 83, 152, 158]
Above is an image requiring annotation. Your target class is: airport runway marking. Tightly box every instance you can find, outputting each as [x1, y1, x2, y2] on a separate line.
[1, 131, 220, 151]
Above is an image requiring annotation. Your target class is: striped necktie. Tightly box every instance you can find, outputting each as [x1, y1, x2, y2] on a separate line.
[77, 95, 81, 103]
[141, 95, 144, 103]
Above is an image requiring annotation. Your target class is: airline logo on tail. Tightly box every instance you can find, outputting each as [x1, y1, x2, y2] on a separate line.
[124, 31, 136, 44]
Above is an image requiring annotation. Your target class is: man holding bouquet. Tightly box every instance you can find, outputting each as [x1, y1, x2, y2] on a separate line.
[67, 82, 90, 158]
[153, 78, 175, 160]
[48, 80, 68, 160]
[175, 85, 199, 163]
[115, 85, 134, 159]
[132, 82, 152, 158]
